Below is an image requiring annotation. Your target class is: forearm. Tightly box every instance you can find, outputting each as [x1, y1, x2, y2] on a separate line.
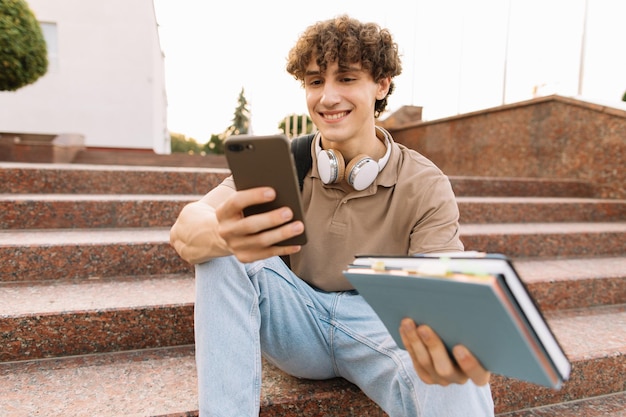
[170, 200, 231, 264]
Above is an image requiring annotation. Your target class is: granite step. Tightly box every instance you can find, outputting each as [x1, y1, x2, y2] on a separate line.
[0, 346, 381, 417]
[460, 222, 626, 257]
[0, 273, 194, 362]
[0, 156, 620, 416]
[1, 224, 624, 282]
[496, 391, 626, 417]
[0, 194, 197, 229]
[2, 194, 624, 230]
[1, 255, 624, 362]
[0, 346, 201, 417]
[513, 256, 626, 311]
[71, 148, 229, 169]
[457, 197, 626, 224]
[0, 228, 191, 282]
[0, 162, 598, 198]
[0, 162, 229, 195]
[492, 303, 626, 413]
[1, 303, 625, 416]
[448, 176, 597, 198]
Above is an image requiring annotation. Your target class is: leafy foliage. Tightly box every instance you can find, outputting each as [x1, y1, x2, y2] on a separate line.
[0, 0, 48, 91]
[171, 90, 313, 155]
[170, 132, 202, 154]
[200, 88, 251, 154]
[203, 134, 224, 154]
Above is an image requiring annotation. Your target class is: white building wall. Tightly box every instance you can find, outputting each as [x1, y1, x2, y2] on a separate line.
[0, 0, 169, 153]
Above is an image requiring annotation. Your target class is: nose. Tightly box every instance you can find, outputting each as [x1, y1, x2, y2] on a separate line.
[320, 81, 340, 106]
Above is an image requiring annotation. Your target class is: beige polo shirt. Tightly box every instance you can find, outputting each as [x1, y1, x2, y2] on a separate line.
[219, 133, 463, 292]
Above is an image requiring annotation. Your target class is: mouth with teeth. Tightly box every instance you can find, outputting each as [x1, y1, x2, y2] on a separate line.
[321, 111, 349, 121]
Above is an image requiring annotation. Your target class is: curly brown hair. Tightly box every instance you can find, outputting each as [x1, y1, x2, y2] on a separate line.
[286, 15, 402, 117]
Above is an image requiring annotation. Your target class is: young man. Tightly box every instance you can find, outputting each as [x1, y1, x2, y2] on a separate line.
[170, 15, 494, 417]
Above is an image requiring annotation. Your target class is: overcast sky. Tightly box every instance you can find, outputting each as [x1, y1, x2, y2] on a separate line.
[152, 0, 626, 141]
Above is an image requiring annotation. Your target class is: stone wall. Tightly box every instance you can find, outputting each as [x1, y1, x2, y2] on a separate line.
[0, 132, 85, 164]
[387, 95, 625, 198]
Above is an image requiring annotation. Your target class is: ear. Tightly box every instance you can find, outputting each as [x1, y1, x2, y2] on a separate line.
[376, 77, 392, 100]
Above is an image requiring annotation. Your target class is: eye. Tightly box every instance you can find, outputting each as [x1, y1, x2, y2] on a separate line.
[307, 78, 323, 87]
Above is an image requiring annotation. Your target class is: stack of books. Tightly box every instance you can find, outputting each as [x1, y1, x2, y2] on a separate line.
[343, 252, 571, 389]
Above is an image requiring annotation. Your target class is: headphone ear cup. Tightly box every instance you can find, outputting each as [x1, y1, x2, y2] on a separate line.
[317, 149, 345, 184]
[346, 154, 379, 191]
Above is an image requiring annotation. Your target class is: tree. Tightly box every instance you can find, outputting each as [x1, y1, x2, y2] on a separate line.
[170, 132, 202, 154]
[223, 87, 251, 137]
[622, 90, 626, 102]
[203, 134, 224, 154]
[0, 0, 48, 91]
[204, 88, 251, 154]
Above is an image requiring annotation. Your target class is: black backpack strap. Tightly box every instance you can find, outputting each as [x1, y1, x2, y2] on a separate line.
[290, 133, 316, 191]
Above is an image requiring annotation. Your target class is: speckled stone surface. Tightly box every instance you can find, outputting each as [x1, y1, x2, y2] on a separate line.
[2, 141, 626, 416]
[497, 391, 626, 416]
[489, 304, 626, 414]
[2, 194, 624, 230]
[259, 366, 385, 417]
[460, 222, 626, 257]
[0, 274, 194, 361]
[1, 223, 624, 283]
[514, 256, 626, 311]
[0, 194, 197, 229]
[0, 163, 611, 199]
[0, 162, 229, 195]
[449, 176, 598, 198]
[0, 228, 192, 282]
[2, 320, 626, 417]
[0, 346, 385, 417]
[0, 346, 200, 417]
[457, 197, 626, 224]
[391, 95, 626, 199]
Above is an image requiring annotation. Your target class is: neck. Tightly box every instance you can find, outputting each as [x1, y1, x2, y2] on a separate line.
[319, 126, 387, 162]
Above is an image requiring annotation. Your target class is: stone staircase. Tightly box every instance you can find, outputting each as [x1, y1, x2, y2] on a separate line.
[1, 162, 625, 416]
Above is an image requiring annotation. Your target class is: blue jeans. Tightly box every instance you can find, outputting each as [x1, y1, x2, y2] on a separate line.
[194, 256, 494, 417]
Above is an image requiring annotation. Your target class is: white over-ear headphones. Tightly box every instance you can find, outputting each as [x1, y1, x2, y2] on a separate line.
[315, 127, 392, 191]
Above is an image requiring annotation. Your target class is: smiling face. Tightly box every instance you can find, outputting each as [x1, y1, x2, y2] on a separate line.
[286, 14, 402, 123]
[304, 60, 390, 146]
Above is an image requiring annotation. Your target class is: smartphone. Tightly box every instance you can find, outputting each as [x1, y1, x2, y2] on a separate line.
[224, 134, 307, 246]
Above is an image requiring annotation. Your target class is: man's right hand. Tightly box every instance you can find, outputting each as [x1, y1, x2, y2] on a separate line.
[215, 187, 304, 263]
[170, 185, 303, 265]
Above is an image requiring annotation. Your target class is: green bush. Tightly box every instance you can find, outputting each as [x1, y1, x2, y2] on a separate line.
[0, 0, 48, 91]
[170, 132, 203, 154]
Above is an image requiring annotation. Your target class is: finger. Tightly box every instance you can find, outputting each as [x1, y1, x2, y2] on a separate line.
[234, 242, 302, 264]
[225, 209, 303, 245]
[238, 206, 297, 237]
[452, 345, 491, 386]
[418, 325, 467, 385]
[217, 189, 295, 241]
[399, 319, 436, 384]
[217, 187, 276, 221]
[219, 206, 304, 262]
[232, 221, 304, 261]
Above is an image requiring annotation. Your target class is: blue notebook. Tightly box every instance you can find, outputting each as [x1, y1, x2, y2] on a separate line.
[343, 252, 571, 389]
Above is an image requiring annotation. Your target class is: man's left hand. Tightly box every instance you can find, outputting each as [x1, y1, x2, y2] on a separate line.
[399, 318, 491, 386]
